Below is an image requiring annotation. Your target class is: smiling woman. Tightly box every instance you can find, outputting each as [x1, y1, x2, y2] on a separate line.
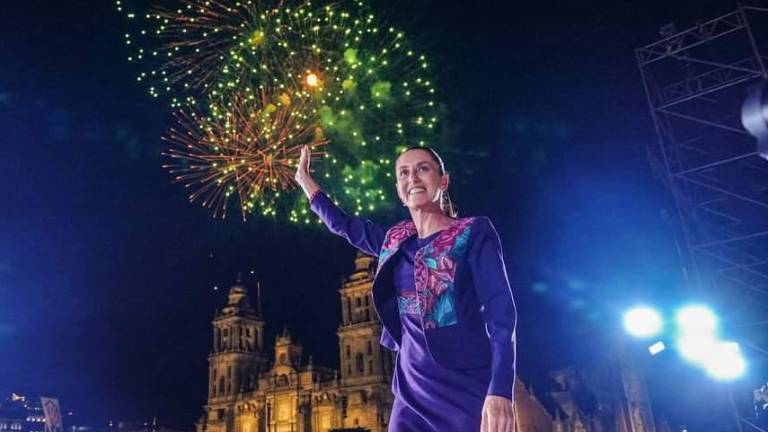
[294, 145, 518, 432]
[395, 145, 457, 218]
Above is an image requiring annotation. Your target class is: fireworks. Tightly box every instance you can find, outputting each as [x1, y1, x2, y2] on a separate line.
[119, 0, 365, 106]
[163, 88, 327, 220]
[117, 0, 442, 221]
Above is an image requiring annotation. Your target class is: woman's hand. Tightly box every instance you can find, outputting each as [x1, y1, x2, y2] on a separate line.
[481, 395, 516, 432]
[295, 145, 320, 199]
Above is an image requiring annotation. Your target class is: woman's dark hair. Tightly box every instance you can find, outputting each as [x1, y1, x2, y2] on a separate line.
[400, 146, 458, 217]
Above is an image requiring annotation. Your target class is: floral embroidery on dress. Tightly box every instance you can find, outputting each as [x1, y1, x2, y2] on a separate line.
[377, 220, 417, 271]
[377, 217, 475, 329]
[397, 293, 421, 315]
[415, 218, 475, 329]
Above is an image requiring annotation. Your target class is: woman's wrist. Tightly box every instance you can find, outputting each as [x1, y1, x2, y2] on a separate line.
[308, 188, 322, 202]
[298, 175, 321, 200]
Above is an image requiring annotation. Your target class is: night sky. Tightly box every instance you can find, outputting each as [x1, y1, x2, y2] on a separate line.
[0, 0, 760, 431]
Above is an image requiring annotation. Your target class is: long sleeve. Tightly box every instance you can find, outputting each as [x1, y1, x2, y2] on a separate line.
[468, 217, 517, 399]
[309, 191, 389, 256]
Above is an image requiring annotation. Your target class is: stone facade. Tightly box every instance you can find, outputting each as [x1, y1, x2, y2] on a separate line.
[548, 362, 660, 432]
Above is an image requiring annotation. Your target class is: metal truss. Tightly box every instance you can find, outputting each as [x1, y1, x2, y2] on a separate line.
[636, 5, 768, 322]
[637, 6, 768, 429]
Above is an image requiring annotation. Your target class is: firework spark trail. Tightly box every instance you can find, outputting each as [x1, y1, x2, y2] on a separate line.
[162, 88, 328, 219]
[151, 1, 260, 90]
[139, 0, 346, 97]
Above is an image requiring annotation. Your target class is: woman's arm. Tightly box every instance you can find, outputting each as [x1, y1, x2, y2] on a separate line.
[309, 192, 388, 256]
[295, 146, 388, 256]
[469, 217, 517, 399]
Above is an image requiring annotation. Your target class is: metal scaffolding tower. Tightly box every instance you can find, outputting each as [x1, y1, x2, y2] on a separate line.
[637, 5, 768, 429]
[636, 4, 768, 323]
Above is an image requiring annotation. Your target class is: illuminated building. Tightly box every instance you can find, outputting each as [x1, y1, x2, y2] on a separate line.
[0, 394, 47, 432]
[196, 254, 654, 432]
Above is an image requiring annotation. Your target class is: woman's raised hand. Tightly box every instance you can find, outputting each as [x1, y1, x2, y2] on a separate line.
[295, 145, 321, 199]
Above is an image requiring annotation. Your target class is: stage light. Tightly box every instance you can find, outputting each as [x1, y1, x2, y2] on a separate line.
[676, 305, 717, 336]
[648, 341, 666, 355]
[704, 341, 746, 380]
[678, 334, 717, 364]
[623, 306, 663, 338]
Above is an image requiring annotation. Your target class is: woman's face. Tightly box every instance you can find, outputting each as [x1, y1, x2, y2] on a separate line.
[395, 149, 449, 210]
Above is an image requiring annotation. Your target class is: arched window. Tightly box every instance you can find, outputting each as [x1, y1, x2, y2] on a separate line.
[218, 377, 226, 395]
[355, 353, 364, 373]
[279, 352, 287, 365]
[278, 374, 289, 387]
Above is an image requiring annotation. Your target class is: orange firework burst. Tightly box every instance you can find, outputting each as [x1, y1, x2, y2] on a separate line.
[162, 88, 328, 219]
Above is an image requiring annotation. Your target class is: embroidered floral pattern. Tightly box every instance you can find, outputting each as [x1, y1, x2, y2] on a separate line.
[397, 293, 421, 315]
[414, 218, 475, 329]
[377, 220, 417, 272]
[377, 217, 476, 330]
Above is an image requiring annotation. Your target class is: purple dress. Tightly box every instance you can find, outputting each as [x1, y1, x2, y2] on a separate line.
[309, 192, 516, 431]
[388, 234, 492, 432]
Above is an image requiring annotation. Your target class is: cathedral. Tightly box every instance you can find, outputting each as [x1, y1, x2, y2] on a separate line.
[196, 254, 658, 432]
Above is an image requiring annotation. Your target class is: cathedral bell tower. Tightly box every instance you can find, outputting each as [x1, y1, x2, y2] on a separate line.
[335, 253, 395, 431]
[337, 253, 395, 384]
[207, 280, 268, 402]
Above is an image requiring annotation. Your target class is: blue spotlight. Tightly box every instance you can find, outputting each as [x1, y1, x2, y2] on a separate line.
[704, 341, 746, 380]
[678, 334, 717, 364]
[676, 305, 718, 336]
[623, 306, 663, 338]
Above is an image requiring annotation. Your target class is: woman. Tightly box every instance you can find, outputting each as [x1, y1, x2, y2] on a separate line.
[295, 145, 517, 432]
